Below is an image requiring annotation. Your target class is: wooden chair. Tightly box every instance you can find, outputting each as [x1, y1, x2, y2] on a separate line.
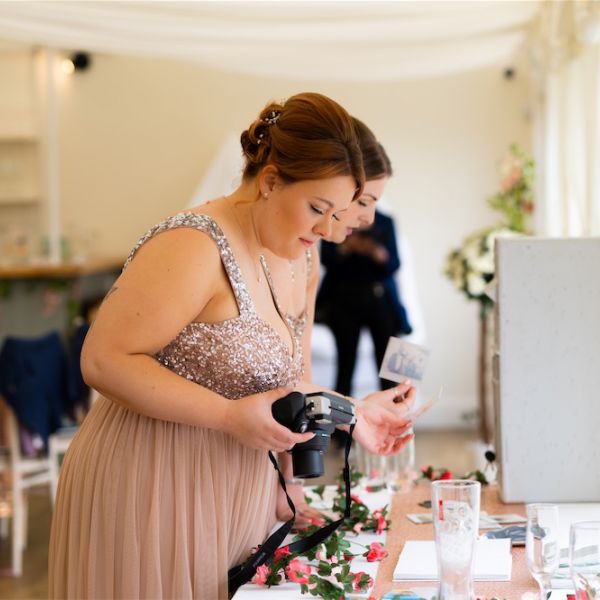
[0, 398, 52, 576]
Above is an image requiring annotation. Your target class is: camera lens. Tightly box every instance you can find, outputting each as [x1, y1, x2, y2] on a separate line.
[291, 430, 330, 478]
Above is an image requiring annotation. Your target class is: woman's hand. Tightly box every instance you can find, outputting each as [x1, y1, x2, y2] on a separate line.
[353, 383, 415, 455]
[222, 387, 315, 452]
[275, 480, 326, 529]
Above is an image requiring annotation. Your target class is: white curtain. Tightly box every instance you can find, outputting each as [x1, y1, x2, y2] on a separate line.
[0, 1, 540, 81]
[535, 0, 600, 236]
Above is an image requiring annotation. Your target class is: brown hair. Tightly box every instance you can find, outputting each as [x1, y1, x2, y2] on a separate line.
[353, 117, 393, 181]
[241, 92, 364, 198]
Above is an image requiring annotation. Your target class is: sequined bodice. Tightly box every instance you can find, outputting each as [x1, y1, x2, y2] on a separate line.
[124, 212, 305, 399]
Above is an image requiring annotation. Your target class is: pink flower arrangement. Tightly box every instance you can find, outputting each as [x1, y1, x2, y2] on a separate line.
[248, 468, 392, 598]
[500, 156, 523, 193]
[373, 509, 387, 535]
[251, 564, 270, 586]
[352, 571, 373, 591]
[285, 558, 311, 584]
[421, 464, 489, 485]
[365, 541, 388, 562]
[273, 545, 290, 561]
[490, 144, 535, 232]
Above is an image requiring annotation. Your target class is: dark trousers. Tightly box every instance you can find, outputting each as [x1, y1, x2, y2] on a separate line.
[327, 285, 399, 397]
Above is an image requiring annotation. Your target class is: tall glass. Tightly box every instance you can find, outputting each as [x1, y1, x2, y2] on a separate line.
[525, 504, 560, 600]
[570, 521, 600, 598]
[432, 480, 481, 600]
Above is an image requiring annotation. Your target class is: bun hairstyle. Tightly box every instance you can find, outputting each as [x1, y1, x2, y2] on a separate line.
[241, 92, 364, 198]
[353, 117, 393, 181]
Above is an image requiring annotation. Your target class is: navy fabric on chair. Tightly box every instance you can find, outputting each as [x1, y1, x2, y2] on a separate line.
[65, 322, 90, 419]
[0, 331, 69, 446]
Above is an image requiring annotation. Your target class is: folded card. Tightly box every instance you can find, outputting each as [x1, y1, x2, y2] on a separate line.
[393, 539, 512, 581]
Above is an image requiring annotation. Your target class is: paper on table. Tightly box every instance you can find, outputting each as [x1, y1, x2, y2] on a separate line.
[393, 539, 512, 581]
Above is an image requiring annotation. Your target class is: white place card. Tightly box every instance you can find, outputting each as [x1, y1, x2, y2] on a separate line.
[393, 538, 512, 581]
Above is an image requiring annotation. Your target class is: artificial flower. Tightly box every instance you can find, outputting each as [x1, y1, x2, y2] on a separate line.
[352, 571, 373, 591]
[251, 564, 270, 586]
[274, 545, 291, 561]
[285, 558, 311, 584]
[365, 541, 388, 562]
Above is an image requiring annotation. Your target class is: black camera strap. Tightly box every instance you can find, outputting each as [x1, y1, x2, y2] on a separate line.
[227, 424, 355, 597]
[286, 424, 354, 555]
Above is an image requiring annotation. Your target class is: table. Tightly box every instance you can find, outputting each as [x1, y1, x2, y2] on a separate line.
[237, 482, 600, 599]
[374, 483, 536, 598]
[378, 484, 600, 599]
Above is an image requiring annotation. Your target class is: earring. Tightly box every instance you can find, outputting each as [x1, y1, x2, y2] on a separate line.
[262, 192, 269, 199]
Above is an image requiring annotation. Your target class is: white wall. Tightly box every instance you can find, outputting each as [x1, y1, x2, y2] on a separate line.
[4, 49, 534, 428]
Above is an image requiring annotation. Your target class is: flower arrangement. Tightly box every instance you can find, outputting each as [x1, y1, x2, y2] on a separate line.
[249, 530, 385, 598]
[249, 470, 390, 599]
[420, 465, 489, 485]
[490, 144, 535, 232]
[420, 450, 496, 485]
[444, 144, 534, 313]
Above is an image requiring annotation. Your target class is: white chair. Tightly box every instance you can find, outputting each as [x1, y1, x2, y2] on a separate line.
[48, 387, 98, 504]
[0, 401, 52, 576]
[48, 427, 77, 504]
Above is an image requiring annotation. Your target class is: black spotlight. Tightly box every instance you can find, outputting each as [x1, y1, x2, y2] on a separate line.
[72, 52, 91, 72]
[503, 67, 515, 80]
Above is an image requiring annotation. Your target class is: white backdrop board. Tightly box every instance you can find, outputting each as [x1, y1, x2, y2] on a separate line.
[494, 238, 600, 502]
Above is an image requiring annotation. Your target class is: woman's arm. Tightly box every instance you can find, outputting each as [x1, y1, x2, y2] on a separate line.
[82, 228, 313, 452]
[296, 248, 413, 454]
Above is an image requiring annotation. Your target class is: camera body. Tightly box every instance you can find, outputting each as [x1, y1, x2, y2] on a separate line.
[271, 391, 356, 478]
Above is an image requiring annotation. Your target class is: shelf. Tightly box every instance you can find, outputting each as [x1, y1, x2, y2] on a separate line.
[0, 257, 125, 280]
[0, 125, 38, 142]
[0, 193, 39, 206]
[0, 134, 38, 143]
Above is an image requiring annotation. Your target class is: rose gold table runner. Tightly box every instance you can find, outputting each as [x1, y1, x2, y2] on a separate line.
[373, 484, 537, 599]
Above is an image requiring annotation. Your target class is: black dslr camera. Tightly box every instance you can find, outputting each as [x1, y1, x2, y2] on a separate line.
[271, 391, 356, 479]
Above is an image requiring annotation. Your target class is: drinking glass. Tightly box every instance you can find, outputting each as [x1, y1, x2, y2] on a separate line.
[353, 446, 386, 490]
[432, 479, 481, 600]
[525, 504, 560, 599]
[384, 436, 415, 493]
[570, 521, 600, 598]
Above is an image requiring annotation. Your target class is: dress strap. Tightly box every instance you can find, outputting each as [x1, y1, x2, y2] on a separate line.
[123, 212, 254, 316]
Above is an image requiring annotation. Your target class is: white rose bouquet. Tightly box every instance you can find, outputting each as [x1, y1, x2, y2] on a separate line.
[444, 227, 522, 307]
[444, 145, 534, 312]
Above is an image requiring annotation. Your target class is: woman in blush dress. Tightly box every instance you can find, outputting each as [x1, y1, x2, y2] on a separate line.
[49, 93, 414, 599]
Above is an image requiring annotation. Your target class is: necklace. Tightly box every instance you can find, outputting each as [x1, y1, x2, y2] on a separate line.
[227, 199, 264, 284]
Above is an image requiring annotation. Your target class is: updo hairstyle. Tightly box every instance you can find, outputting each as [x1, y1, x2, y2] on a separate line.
[353, 117, 393, 181]
[241, 92, 364, 198]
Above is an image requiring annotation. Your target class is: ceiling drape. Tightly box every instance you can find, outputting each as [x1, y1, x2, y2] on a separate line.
[0, 1, 541, 81]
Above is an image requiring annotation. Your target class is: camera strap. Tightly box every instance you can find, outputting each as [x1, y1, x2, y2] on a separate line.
[227, 424, 355, 597]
